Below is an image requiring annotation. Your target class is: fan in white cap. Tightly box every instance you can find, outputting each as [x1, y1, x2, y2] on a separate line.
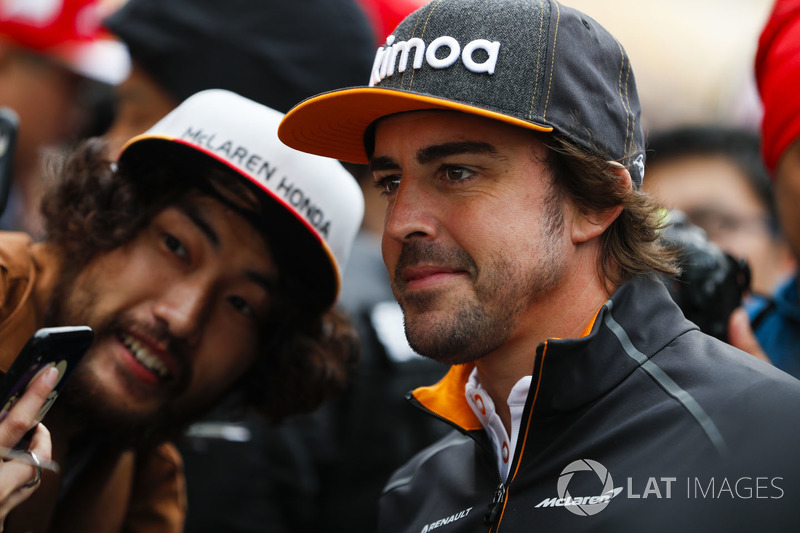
[118, 89, 364, 308]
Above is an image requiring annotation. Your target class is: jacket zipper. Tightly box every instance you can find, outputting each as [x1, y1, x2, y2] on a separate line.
[484, 481, 506, 526]
[485, 342, 549, 532]
[406, 342, 548, 533]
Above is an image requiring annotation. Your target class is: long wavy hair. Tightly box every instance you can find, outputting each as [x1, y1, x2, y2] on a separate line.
[40, 137, 359, 421]
[543, 133, 680, 287]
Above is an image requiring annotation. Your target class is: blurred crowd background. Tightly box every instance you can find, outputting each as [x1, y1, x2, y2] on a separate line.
[0, 0, 795, 532]
[572, 0, 771, 133]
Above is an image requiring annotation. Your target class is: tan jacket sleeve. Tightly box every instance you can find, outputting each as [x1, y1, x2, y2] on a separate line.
[0, 232, 39, 369]
[0, 233, 61, 371]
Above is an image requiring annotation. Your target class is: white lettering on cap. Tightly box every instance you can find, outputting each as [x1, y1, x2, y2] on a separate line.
[462, 39, 500, 74]
[425, 36, 461, 69]
[370, 34, 500, 86]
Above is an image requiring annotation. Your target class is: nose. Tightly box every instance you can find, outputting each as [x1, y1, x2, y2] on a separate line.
[152, 278, 212, 346]
[383, 177, 438, 244]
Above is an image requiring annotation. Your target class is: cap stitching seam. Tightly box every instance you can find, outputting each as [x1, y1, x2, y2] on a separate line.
[410, 0, 443, 91]
[528, 0, 546, 121]
[615, 40, 632, 161]
[401, 6, 426, 89]
[624, 60, 634, 163]
[543, 0, 561, 120]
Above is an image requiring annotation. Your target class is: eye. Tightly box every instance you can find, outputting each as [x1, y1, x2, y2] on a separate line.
[227, 295, 256, 319]
[442, 166, 475, 182]
[163, 233, 188, 259]
[374, 174, 401, 196]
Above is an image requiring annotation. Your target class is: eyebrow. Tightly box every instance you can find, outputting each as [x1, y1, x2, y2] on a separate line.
[369, 156, 398, 172]
[178, 201, 220, 248]
[175, 199, 281, 293]
[246, 270, 280, 294]
[369, 141, 500, 171]
[417, 141, 499, 165]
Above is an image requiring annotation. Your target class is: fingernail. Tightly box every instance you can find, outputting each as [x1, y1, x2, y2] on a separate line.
[40, 366, 59, 387]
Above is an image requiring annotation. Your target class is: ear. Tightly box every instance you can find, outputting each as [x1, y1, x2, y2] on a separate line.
[570, 162, 632, 244]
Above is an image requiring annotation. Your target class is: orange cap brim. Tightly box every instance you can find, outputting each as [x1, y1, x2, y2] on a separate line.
[278, 86, 554, 164]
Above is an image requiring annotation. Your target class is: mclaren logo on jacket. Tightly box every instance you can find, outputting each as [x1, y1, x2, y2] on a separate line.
[535, 459, 624, 516]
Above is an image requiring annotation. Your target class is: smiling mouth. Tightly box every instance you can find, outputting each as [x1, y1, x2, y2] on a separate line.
[118, 332, 171, 379]
[403, 265, 467, 285]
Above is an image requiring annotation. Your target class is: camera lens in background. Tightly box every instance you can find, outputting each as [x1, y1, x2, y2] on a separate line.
[658, 210, 751, 342]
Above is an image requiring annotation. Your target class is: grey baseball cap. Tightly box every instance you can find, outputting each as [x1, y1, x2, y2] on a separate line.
[278, 0, 646, 186]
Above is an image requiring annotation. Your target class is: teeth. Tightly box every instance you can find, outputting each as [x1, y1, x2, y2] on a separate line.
[120, 333, 170, 378]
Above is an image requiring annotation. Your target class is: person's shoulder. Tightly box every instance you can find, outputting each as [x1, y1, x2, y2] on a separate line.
[676, 331, 800, 431]
[0, 231, 35, 268]
[383, 430, 474, 495]
[654, 328, 800, 413]
[703, 329, 797, 383]
[733, 356, 800, 403]
[0, 232, 60, 276]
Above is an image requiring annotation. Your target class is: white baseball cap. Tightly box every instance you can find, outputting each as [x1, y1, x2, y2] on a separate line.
[118, 89, 364, 308]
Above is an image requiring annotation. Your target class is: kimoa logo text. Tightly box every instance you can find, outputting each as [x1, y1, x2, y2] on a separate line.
[369, 34, 500, 86]
[181, 127, 332, 238]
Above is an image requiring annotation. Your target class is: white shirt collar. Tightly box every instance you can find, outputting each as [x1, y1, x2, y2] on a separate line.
[465, 367, 532, 482]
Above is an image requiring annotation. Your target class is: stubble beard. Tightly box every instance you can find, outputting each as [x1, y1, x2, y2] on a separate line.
[44, 263, 194, 446]
[395, 189, 567, 366]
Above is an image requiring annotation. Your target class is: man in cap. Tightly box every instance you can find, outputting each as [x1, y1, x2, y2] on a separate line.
[279, 0, 800, 529]
[0, 0, 130, 234]
[749, 0, 800, 378]
[0, 88, 363, 533]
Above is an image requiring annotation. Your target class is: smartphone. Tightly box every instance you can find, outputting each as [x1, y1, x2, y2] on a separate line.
[0, 326, 94, 449]
[0, 107, 18, 218]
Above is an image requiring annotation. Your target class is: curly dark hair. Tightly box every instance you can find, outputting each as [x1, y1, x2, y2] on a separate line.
[40, 137, 359, 421]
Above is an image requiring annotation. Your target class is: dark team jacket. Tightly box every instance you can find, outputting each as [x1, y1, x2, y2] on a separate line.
[378, 276, 800, 533]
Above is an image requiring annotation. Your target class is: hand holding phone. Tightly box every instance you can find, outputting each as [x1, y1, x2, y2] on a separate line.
[0, 326, 94, 450]
[0, 366, 57, 525]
